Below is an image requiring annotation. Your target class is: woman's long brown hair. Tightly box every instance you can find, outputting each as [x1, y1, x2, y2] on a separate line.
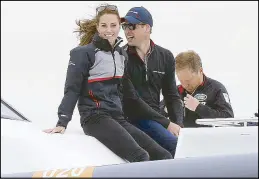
[74, 5, 120, 46]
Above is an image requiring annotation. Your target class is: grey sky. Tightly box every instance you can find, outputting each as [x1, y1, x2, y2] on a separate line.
[1, 1, 258, 129]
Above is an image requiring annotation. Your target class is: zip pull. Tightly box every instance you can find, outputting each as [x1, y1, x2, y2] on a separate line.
[144, 56, 148, 81]
[181, 99, 185, 118]
[144, 48, 153, 82]
[183, 105, 186, 118]
[145, 65, 148, 81]
[111, 51, 116, 78]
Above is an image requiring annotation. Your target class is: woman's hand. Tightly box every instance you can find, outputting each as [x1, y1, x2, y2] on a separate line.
[43, 126, 66, 134]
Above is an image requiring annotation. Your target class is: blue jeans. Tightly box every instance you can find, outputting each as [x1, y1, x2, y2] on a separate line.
[132, 119, 178, 158]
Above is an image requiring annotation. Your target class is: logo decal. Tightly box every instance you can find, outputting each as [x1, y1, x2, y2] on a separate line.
[194, 93, 207, 101]
[223, 93, 231, 104]
[69, 61, 75, 66]
[129, 11, 138, 14]
[153, 71, 165, 74]
[32, 167, 95, 178]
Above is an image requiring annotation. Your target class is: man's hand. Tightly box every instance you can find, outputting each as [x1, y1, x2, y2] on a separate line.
[167, 122, 181, 137]
[184, 94, 200, 111]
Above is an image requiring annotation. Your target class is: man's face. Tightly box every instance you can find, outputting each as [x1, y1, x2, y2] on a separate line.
[122, 22, 148, 46]
[176, 67, 203, 93]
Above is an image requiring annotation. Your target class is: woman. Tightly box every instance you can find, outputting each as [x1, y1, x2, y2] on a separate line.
[44, 4, 172, 162]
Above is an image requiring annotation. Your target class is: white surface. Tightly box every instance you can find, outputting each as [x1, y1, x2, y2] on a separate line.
[196, 117, 258, 127]
[175, 126, 258, 159]
[2, 112, 258, 174]
[1, 119, 126, 175]
[1, 1, 258, 173]
[196, 117, 258, 123]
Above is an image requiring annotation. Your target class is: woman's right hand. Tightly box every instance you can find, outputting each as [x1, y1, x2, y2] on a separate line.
[43, 126, 66, 134]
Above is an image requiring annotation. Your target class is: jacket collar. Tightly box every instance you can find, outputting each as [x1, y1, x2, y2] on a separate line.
[92, 33, 123, 52]
[126, 39, 155, 55]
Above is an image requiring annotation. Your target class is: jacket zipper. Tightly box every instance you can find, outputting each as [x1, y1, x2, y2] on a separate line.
[111, 51, 116, 78]
[111, 38, 123, 78]
[144, 48, 154, 81]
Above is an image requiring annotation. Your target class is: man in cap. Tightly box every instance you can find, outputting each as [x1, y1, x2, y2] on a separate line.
[121, 6, 183, 158]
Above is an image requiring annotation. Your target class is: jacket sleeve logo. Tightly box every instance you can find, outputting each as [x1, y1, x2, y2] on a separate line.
[194, 93, 207, 101]
[223, 93, 231, 104]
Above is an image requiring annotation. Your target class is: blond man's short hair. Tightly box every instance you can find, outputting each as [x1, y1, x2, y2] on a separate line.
[175, 50, 202, 73]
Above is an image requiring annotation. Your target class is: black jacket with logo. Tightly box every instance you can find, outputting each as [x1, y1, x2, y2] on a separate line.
[56, 34, 128, 128]
[161, 75, 234, 127]
[122, 41, 183, 128]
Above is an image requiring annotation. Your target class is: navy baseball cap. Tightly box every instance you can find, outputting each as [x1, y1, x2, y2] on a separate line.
[121, 6, 153, 27]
